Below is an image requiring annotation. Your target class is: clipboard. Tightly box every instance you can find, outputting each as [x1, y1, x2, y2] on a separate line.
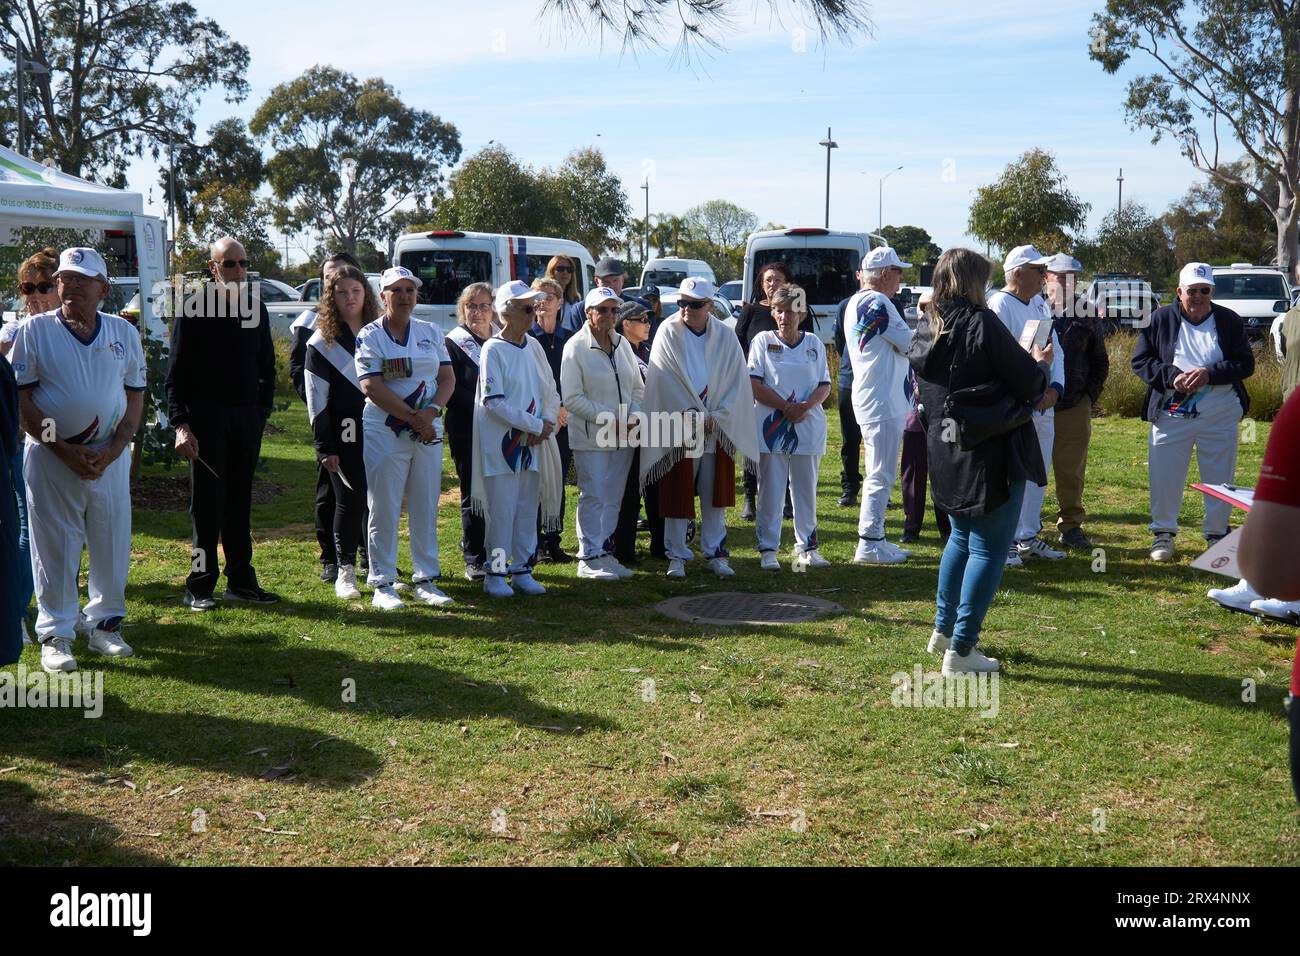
[1191, 483, 1254, 512]
[1018, 318, 1052, 351]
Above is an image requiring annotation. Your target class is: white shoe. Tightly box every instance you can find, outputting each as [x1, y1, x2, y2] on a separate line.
[483, 575, 513, 598]
[371, 585, 404, 611]
[1249, 597, 1300, 623]
[577, 559, 619, 581]
[1017, 536, 1066, 560]
[600, 556, 635, 579]
[1004, 547, 1024, 568]
[40, 637, 77, 673]
[880, 540, 911, 562]
[798, 549, 831, 568]
[1207, 579, 1264, 613]
[759, 550, 780, 571]
[21, 620, 31, 645]
[942, 646, 1000, 675]
[666, 559, 686, 579]
[391, 580, 410, 592]
[927, 630, 950, 655]
[413, 580, 455, 607]
[511, 572, 546, 596]
[87, 618, 133, 658]
[1149, 532, 1176, 563]
[335, 564, 361, 600]
[707, 557, 735, 578]
[853, 539, 906, 565]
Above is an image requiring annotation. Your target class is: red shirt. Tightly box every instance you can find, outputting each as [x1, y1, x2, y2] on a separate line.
[1256, 389, 1300, 508]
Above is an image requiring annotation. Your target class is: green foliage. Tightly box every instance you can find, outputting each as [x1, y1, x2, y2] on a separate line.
[880, 224, 943, 284]
[1076, 202, 1175, 281]
[680, 199, 757, 281]
[1157, 161, 1276, 275]
[967, 149, 1089, 256]
[561, 798, 639, 846]
[159, 118, 263, 226]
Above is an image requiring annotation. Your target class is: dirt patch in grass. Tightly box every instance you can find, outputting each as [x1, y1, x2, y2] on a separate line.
[132, 475, 285, 511]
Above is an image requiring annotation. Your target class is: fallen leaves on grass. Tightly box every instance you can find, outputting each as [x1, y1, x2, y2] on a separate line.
[259, 761, 295, 782]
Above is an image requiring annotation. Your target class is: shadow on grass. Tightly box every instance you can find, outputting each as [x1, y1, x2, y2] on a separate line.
[0, 779, 172, 866]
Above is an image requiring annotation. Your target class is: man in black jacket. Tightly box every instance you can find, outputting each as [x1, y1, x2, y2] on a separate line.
[166, 237, 280, 609]
[1132, 261, 1254, 563]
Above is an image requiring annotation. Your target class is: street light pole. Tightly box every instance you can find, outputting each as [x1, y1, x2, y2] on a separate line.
[640, 180, 649, 262]
[878, 165, 903, 233]
[818, 127, 838, 229]
[16, 42, 24, 155]
[1116, 168, 1124, 217]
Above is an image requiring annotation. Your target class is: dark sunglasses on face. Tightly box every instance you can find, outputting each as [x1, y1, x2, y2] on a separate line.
[20, 281, 55, 295]
[552, 264, 573, 273]
[681, 299, 710, 309]
[591, 305, 618, 315]
[1184, 287, 1213, 296]
[221, 259, 250, 269]
[624, 315, 650, 324]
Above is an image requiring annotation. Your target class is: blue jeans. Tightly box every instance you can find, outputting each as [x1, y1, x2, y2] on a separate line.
[11, 446, 32, 629]
[935, 480, 1026, 654]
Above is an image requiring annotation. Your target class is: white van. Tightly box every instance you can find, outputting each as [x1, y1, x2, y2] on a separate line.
[741, 228, 871, 344]
[639, 257, 716, 291]
[392, 231, 596, 332]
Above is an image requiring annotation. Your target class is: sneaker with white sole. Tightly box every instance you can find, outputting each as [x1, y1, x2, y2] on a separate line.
[87, 617, 133, 658]
[666, 558, 686, 579]
[335, 564, 361, 600]
[853, 539, 906, 565]
[798, 549, 831, 568]
[759, 550, 780, 571]
[40, 637, 77, 673]
[1207, 578, 1263, 613]
[1149, 532, 1176, 562]
[1017, 536, 1066, 560]
[413, 580, 455, 607]
[371, 585, 404, 611]
[927, 630, 950, 655]
[1249, 597, 1300, 623]
[707, 557, 735, 577]
[1005, 547, 1024, 568]
[511, 572, 546, 595]
[577, 558, 619, 581]
[483, 575, 513, 598]
[942, 646, 999, 675]
[599, 556, 635, 580]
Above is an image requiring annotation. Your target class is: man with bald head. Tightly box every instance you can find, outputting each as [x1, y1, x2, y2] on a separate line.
[164, 236, 279, 609]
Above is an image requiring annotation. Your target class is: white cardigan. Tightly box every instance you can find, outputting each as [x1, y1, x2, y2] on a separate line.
[560, 322, 645, 451]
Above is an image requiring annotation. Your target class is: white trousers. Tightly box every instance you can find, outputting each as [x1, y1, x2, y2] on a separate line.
[25, 441, 131, 642]
[1016, 410, 1055, 542]
[756, 453, 820, 554]
[857, 415, 905, 540]
[573, 448, 634, 561]
[363, 425, 442, 586]
[664, 452, 729, 560]
[1148, 397, 1241, 537]
[483, 470, 540, 575]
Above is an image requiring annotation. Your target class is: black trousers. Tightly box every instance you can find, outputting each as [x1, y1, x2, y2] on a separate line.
[900, 427, 951, 538]
[314, 462, 336, 566]
[613, 447, 662, 562]
[838, 386, 862, 492]
[447, 426, 485, 567]
[185, 406, 264, 597]
[325, 438, 368, 567]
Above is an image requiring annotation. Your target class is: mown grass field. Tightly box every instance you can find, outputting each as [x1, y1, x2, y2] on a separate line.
[1, 382, 1297, 865]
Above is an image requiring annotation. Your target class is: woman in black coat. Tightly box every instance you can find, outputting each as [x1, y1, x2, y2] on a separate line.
[907, 248, 1053, 676]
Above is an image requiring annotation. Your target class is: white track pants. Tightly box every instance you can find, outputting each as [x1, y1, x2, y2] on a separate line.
[664, 452, 729, 560]
[363, 425, 443, 586]
[756, 453, 820, 554]
[1016, 409, 1055, 542]
[483, 470, 540, 575]
[857, 416, 905, 540]
[24, 441, 131, 642]
[573, 448, 633, 561]
[1148, 398, 1240, 537]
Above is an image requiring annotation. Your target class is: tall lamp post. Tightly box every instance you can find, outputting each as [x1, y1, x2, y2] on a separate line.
[878, 165, 903, 233]
[818, 127, 838, 228]
[14, 39, 50, 155]
[640, 179, 649, 263]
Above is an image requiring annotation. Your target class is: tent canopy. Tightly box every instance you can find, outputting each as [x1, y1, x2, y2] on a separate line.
[0, 145, 144, 228]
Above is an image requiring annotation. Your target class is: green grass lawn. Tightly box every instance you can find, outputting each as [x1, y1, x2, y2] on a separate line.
[1, 401, 1297, 866]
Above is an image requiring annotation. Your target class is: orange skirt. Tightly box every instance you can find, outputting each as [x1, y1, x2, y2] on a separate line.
[657, 447, 735, 518]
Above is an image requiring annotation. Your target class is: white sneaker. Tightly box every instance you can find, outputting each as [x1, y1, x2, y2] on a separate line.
[1207, 578, 1264, 613]
[1249, 597, 1300, 623]
[511, 572, 546, 596]
[759, 550, 780, 571]
[21, 620, 31, 645]
[798, 549, 831, 569]
[707, 557, 735, 577]
[1017, 536, 1066, 560]
[599, 556, 635, 579]
[483, 575, 513, 598]
[87, 618, 133, 658]
[577, 559, 619, 581]
[1005, 547, 1024, 568]
[335, 564, 361, 600]
[40, 637, 77, 673]
[371, 585, 404, 611]
[391, 580, 411, 592]
[927, 630, 950, 655]
[1150, 532, 1176, 563]
[666, 558, 686, 579]
[413, 580, 455, 607]
[942, 646, 1000, 675]
[853, 539, 906, 565]
[879, 540, 911, 562]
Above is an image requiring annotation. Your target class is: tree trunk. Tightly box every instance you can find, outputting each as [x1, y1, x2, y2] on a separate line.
[1277, 173, 1300, 281]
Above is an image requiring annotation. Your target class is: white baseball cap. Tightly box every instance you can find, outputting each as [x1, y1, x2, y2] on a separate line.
[1044, 253, 1082, 274]
[861, 247, 911, 271]
[494, 279, 546, 313]
[380, 266, 422, 290]
[1178, 262, 1215, 289]
[584, 286, 621, 309]
[55, 247, 108, 281]
[1003, 245, 1052, 272]
[677, 276, 716, 300]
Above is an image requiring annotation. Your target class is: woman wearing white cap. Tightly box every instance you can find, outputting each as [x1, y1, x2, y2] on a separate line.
[355, 266, 456, 611]
[560, 286, 645, 580]
[472, 280, 563, 597]
[1134, 261, 1254, 564]
[748, 283, 832, 569]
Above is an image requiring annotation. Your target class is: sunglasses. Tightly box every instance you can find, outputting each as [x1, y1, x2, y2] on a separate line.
[220, 259, 250, 269]
[20, 281, 55, 295]
[681, 299, 710, 309]
[590, 305, 618, 315]
[551, 265, 573, 273]
[1184, 287, 1213, 296]
[623, 315, 650, 324]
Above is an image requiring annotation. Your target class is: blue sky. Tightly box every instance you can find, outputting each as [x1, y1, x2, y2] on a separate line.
[126, 0, 1210, 259]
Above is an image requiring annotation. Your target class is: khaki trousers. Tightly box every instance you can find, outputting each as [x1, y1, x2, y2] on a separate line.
[1052, 400, 1092, 534]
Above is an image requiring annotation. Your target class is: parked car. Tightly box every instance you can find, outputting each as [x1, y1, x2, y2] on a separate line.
[901, 284, 932, 325]
[741, 227, 871, 345]
[639, 257, 716, 291]
[1080, 274, 1159, 334]
[717, 280, 744, 315]
[1211, 263, 1292, 342]
[660, 291, 736, 331]
[297, 273, 383, 307]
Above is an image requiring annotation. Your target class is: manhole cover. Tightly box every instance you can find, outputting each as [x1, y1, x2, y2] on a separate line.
[655, 592, 843, 626]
